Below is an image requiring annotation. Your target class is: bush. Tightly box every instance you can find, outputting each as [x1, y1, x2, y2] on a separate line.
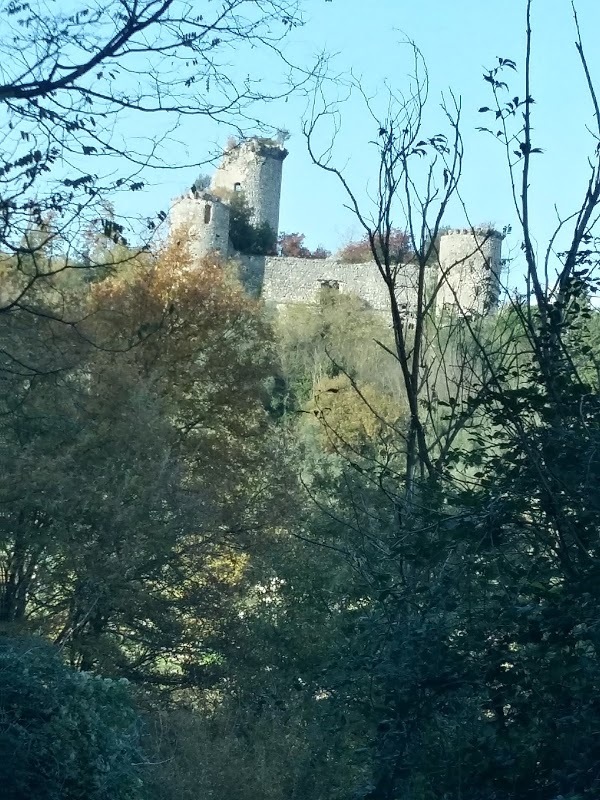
[228, 192, 276, 255]
[0, 637, 144, 800]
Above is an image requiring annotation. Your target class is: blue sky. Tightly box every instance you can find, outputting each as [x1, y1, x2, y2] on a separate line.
[117, 0, 600, 285]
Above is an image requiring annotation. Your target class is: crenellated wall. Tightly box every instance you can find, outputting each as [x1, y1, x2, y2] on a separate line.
[236, 255, 427, 314]
[234, 239, 503, 317]
[169, 139, 504, 317]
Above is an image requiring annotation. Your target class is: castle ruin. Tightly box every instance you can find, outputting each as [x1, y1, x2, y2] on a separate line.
[170, 138, 503, 316]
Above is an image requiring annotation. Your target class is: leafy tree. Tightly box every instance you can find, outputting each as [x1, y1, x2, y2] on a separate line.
[337, 229, 412, 264]
[308, 374, 406, 457]
[0, 636, 144, 800]
[144, 700, 362, 800]
[278, 232, 330, 258]
[0, 0, 313, 371]
[192, 174, 211, 194]
[0, 234, 285, 686]
[291, 7, 600, 800]
[275, 290, 401, 404]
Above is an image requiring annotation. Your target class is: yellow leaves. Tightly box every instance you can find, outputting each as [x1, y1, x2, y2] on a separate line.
[309, 374, 407, 454]
[205, 551, 250, 587]
[90, 229, 264, 346]
[82, 225, 280, 533]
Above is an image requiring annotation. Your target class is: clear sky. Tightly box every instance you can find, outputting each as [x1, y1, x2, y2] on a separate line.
[117, 0, 600, 286]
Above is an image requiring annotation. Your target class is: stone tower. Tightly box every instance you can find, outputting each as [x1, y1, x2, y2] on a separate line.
[169, 190, 231, 260]
[437, 229, 503, 315]
[210, 138, 288, 237]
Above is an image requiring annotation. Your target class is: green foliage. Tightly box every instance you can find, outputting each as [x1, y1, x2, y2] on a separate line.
[191, 173, 211, 193]
[0, 637, 143, 800]
[228, 192, 276, 255]
[144, 701, 362, 800]
[0, 0, 305, 314]
[0, 236, 285, 687]
[2, 9, 600, 791]
[4, 228, 600, 799]
[275, 291, 401, 405]
[265, 235, 600, 799]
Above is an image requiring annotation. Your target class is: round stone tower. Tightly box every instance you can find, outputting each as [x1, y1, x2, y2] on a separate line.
[210, 138, 288, 237]
[437, 228, 503, 315]
[169, 190, 231, 260]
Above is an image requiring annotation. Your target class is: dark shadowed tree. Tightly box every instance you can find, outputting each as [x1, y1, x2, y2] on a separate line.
[291, 6, 600, 800]
[0, 636, 144, 800]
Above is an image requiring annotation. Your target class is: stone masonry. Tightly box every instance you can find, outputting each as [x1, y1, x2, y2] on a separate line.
[170, 138, 504, 317]
[237, 254, 422, 314]
[210, 138, 287, 235]
[170, 190, 230, 256]
[437, 229, 503, 313]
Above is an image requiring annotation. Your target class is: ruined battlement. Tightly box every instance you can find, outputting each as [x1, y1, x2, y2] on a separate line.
[170, 138, 503, 317]
[236, 254, 423, 314]
[220, 137, 288, 163]
[209, 138, 287, 236]
[443, 227, 503, 238]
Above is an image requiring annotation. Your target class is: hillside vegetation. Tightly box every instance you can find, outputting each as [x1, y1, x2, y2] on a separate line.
[2, 226, 600, 799]
[2, 2, 600, 799]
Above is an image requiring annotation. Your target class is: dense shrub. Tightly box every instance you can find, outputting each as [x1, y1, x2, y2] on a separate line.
[229, 192, 276, 255]
[0, 637, 144, 800]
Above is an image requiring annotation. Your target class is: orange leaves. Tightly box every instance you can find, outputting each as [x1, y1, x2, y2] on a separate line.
[310, 375, 407, 456]
[337, 229, 412, 265]
[85, 228, 278, 516]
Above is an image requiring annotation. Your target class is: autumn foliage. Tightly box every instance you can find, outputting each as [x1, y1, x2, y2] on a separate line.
[278, 231, 330, 259]
[337, 228, 412, 264]
[0, 233, 285, 685]
[88, 236, 276, 481]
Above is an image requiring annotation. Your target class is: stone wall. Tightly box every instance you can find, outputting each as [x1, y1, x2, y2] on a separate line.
[235, 236, 503, 317]
[167, 198, 504, 316]
[236, 255, 425, 314]
[169, 139, 504, 317]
